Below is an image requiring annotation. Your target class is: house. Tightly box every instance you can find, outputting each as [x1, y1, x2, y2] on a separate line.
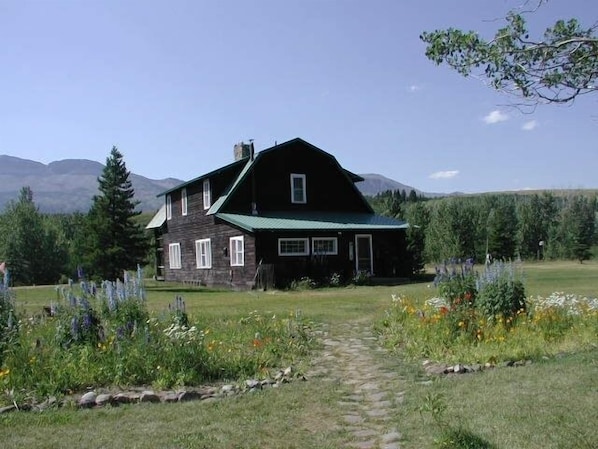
[146, 138, 410, 289]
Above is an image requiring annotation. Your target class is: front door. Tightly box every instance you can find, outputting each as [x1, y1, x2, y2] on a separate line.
[355, 234, 373, 274]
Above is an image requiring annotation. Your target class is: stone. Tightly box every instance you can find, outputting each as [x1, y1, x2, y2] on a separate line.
[0, 405, 17, 414]
[453, 364, 465, 374]
[245, 379, 260, 389]
[140, 391, 161, 403]
[424, 363, 449, 375]
[113, 393, 137, 404]
[220, 384, 235, 394]
[283, 366, 292, 376]
[178, 390, 202, 402]
[95, 394, 113, 407]
[162, 392, 180, 403]
[79, 391, 97, 408]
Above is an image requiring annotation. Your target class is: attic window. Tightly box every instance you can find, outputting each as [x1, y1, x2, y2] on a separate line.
[181, 188, 188, 216]
[203, 179, 211, 210]
[290, 174, 306, 204]
[166, 195, 172, 220]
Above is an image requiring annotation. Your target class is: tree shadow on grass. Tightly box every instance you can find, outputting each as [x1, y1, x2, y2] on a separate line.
[437, 426, 498, 449]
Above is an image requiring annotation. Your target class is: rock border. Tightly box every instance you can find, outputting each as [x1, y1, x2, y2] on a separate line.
[0, 366, 304, 414]
[422, 359, 533, 377]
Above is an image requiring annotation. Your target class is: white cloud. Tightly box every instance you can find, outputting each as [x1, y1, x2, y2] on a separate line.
[483, 110, 509, 124]
[408, 84, 421, 92]
[429, 170, 459, 179]
[521, 120, 538, 131]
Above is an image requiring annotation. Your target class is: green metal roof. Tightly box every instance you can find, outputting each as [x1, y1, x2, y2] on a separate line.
[206, 157, 255, 215]
[215, 211, 409, 232]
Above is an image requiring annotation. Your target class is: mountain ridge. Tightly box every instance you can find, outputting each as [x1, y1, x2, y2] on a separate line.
[0, 155, 443, 213]
[0, 155, 183, 213]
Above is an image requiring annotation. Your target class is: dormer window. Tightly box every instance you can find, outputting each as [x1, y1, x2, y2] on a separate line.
[203, 179, 211, 210]
[290, 174, 306, 204]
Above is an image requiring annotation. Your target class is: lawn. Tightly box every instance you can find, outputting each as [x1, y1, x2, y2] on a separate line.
[1, 260, 596, 449]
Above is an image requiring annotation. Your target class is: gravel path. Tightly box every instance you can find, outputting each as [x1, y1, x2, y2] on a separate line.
[308, 321, 406, 449]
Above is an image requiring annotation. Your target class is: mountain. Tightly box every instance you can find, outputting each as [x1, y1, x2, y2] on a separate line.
[0, 155, 183, 213]
[0, 156, 445, 214]
[356, 173, 448, 198]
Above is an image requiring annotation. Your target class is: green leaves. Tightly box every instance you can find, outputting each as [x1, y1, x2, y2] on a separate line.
[421, 10, 598, 104]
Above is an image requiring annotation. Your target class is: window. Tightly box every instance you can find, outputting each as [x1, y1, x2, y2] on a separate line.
[168, 243, 181, 269]
[278, 238, 309, 256]
[230, 236, 244, 266]
[312, 237, 338, 255]
[290, 174, 306, 204]
[195, 238, 211, 269]
[166, 195, 172, 220]
[203, 179, 211, 210]
[181, 188, 188, 216]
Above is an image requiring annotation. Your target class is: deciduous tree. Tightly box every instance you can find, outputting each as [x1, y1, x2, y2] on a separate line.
[421, 2, 598, 105]
[0, 187, 67, 285]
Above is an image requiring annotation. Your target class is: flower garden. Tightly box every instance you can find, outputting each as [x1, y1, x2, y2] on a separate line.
[377, 260, 598, 365]
[0, 267, 314, 407]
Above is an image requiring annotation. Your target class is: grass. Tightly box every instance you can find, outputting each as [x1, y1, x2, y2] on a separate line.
[1, 260, 597, 449]
[399, 349, 598, 449]
[0, 380, 347, 449]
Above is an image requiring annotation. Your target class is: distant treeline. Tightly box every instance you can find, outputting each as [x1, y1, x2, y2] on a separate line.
[368, 190, 598, 269]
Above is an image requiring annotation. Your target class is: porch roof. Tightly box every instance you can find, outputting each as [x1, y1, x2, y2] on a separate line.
[145, 205, 166, 229]
[215, 211, 409, 232]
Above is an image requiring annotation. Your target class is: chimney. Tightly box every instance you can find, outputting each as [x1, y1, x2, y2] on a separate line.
[234, 142, 252, 161]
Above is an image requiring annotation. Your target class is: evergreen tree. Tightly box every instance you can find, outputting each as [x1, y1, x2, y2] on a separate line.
[557, 195, 596, 263]
[0, 187, 67, 285]
[404, 202, 428, 273]
[81, 147, 148, 280]
[486, 195, 518, 260]
[517, 193, 558, 260]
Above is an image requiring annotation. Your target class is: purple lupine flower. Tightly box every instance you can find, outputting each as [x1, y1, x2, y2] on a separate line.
[82, 311, 92, 330]
[71, 316, 80, 340]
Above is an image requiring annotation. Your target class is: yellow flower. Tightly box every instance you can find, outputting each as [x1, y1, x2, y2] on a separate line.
[0, 368, 10, 378]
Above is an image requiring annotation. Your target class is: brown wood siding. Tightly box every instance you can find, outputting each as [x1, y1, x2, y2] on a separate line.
[254, 229, 408, 287]
[162, 184, 257, 288]
[224, 140, 371, 214]
[156, 139, 408, 289]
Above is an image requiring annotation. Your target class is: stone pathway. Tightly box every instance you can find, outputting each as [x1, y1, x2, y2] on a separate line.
[308, 321, 405, 449]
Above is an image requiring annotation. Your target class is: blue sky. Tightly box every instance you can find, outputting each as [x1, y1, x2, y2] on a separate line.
[1, 0, 596, 194]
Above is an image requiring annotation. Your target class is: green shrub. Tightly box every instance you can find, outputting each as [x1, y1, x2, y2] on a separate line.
[352, 270, 372, 286]
[476, 261, 526, 322]
[289, 276, 317, 290]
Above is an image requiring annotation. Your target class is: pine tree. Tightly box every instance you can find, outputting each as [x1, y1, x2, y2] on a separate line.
[82, 147, 148, 280]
